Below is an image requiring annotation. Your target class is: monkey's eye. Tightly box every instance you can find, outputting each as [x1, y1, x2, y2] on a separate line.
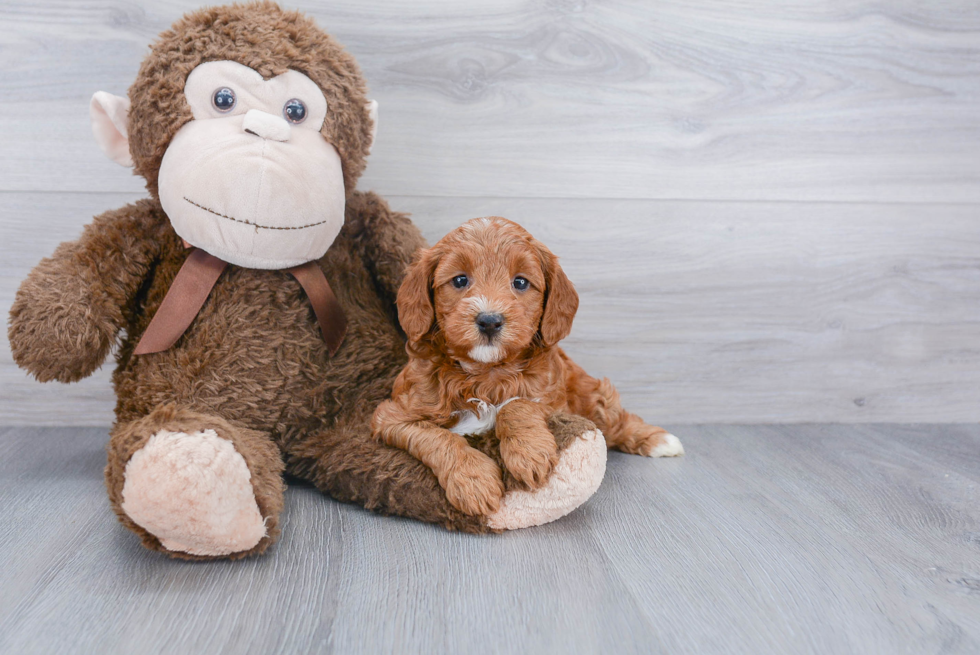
[212, 87, 236, 112]
[283, 98, 307, 124]
[451, 275, 469, 289]
[512, 276, 529, 291]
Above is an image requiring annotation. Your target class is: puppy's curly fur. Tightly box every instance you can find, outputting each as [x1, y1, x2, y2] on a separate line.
[372, 217, 683, 516]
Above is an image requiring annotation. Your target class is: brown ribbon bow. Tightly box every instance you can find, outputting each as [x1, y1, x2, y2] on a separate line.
[134, 249, 347, 356]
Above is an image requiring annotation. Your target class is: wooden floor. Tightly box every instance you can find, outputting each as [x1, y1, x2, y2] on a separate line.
[2, 3, 977, 652]
[1, 424, 978, 654]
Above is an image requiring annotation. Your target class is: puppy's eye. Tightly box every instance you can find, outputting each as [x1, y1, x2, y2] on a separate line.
[451, 275, 469, 289]
[212, 87, 236, 112]
[512, 276, 529, 291]
[283, 98, 307, 124]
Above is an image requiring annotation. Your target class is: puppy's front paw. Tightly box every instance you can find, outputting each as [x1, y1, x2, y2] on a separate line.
[442, 448, 505, 516]
[500, 428, 559, 489]
[632, 426, 684, 457]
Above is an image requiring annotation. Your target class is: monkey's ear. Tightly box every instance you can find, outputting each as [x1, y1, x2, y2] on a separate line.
[367, 100, 378, 153]
[396, 246, 439, 343]
[90, 92, 133, 167]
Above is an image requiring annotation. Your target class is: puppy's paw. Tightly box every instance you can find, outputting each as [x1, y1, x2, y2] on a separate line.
[442, 448, 505, 516]
[629, 426, 684, 457]
[500, 428, 559, 490]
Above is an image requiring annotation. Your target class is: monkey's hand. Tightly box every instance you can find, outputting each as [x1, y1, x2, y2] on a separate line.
[8, 202, 165, 383]
[347, 190, 427, 302]
[9, 244, 119, 383]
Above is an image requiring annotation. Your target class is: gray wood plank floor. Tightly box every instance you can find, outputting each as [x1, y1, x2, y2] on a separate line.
[2, 424, 978, 654]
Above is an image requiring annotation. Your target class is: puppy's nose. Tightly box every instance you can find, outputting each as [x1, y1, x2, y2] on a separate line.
[476, 313, 504, 337]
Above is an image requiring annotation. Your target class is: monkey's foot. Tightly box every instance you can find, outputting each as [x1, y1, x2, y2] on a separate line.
[487, 427, 607, 530]
[121, 429, 267, 557]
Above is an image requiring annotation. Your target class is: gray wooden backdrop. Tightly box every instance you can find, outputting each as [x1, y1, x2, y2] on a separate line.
[1, 0, 979, 425]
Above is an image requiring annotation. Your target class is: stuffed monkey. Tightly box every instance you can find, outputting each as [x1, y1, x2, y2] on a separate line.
[7, 2, 606, 560]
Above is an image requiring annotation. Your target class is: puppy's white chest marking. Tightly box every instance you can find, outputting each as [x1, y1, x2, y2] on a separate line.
[450, 397, 538, 435]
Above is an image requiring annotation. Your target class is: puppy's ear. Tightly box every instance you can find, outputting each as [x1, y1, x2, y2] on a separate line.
[397, 246, 440, 343]
[536, 241, 579, 346]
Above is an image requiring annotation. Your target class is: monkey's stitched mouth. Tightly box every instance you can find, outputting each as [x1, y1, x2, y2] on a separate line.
[183, 197, 328, 231]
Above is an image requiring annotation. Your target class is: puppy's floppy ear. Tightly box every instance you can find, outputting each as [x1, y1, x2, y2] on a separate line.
[536, 240, 579, 346]
[397, 246, 440, 343]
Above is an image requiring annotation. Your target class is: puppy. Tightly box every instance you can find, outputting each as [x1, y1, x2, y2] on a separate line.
[372, 217, 683, 516]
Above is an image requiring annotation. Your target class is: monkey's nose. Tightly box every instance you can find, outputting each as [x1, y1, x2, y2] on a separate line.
[242, 109, 291, 142]
[476, 313, 504, 337]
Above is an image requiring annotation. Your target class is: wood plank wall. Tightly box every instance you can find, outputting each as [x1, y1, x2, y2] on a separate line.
[1, 1, 978, 425]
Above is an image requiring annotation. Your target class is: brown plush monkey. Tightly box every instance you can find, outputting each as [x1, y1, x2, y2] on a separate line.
[7, 2, 606, 560]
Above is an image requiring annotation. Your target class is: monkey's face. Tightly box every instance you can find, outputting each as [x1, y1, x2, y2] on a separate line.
[157, 61, 346, 269]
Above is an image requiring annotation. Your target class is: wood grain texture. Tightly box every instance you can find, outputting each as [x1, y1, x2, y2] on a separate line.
[3, 192, 979, 425]
[0, 0, 978, 201]
[1, 1, 978, 423]
[1, 424, 978, 654]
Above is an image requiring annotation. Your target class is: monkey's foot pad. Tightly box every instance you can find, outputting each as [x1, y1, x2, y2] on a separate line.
[121, 429, 266, 556]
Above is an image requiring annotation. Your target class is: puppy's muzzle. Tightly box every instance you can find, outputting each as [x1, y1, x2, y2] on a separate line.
[475, 312, 504, 339]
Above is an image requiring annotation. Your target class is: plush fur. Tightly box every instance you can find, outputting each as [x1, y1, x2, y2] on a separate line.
[121, 428, 269, 557]
[8, 3, 602, 559]
[486, 419, 608, 530]
[373, 218, 683, 515]
[128, 1, 373, 198]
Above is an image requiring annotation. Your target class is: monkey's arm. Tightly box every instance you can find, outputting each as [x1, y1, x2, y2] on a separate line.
[8, 200, 167, 383]
[346, 190, 427, 303]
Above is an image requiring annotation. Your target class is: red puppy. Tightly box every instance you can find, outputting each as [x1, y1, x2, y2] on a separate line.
[372, 217, 683, 516]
